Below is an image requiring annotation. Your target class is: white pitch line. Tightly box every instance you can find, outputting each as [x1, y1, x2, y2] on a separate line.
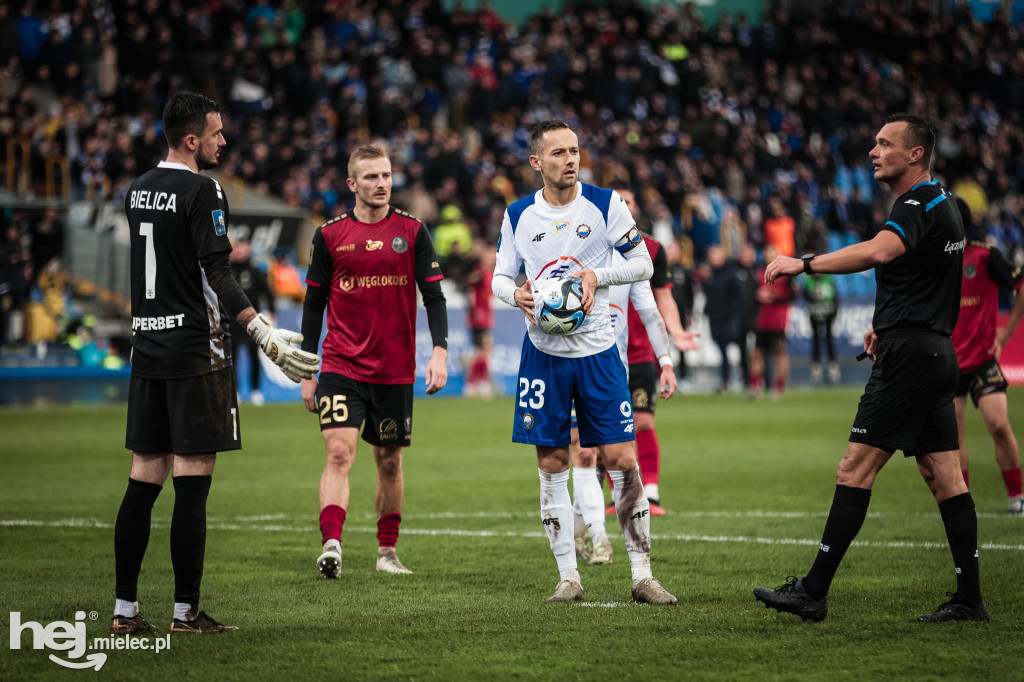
[2, 518, 1022, 552]
[207, 509, 1016, 521]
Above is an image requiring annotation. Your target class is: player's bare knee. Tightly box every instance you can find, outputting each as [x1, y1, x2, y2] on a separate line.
[537, 446, 570, 473]
[916, 460, 938, 490]
[836, 453, 871, 488]
[374, 447, 403, 478]
[575, 448, 598, 468]
[324, 442, 355, 471]
[989, 421, 1015, 446]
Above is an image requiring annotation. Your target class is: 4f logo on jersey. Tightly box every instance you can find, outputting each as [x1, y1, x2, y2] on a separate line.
[211, 210, 226, 236]
[904, 199, 921, 206]
[532, 233, 545, 242]
[553, 221, 569, 232]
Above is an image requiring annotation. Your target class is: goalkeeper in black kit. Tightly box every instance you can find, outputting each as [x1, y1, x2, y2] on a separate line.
[112, 92, 320, 635]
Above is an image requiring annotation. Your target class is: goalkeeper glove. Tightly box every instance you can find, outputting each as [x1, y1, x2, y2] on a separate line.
[246, 313, 321, 382]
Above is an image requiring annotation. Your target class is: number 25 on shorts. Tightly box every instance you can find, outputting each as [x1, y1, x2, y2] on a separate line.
[319, 394, 349, 425]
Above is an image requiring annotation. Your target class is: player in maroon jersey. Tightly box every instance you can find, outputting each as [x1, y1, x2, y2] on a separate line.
[952, 198, 1024, 516]
[299, 145, 449, 577]
[751, 244, 798, 399]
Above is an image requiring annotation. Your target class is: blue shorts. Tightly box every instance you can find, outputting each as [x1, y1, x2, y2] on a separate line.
[513, 335, 634, 448]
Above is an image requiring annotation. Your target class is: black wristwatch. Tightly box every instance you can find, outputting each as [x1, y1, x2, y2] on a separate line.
[802, 254, 816, 275]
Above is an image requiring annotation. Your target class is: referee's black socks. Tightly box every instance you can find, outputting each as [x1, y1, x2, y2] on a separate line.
[171, 475, 212, 607]
[938, 492, 983, 605]
[114, 478, 163, 602]
[802, 485, 872, 601]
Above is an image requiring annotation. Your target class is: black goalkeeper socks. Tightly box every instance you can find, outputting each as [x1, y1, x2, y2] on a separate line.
[802, 485, 872, 600]
[170, 475, 212, 606]
[114, 478, 163, 602]
[939, 492, 983, 605]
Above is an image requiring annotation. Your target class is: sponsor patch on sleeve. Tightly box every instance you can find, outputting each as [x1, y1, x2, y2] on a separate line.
[212, 209, 226, 236]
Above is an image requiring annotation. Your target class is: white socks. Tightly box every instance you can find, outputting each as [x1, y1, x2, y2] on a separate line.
[609, 466, 653, 585]
[572, 466, 608, 543]
[539, 468, 580, 583]
[114, 599, 138, 618]
[173, 602, 193, 621]
[645, 482, 660, 503]
[323, 538, 341, 554]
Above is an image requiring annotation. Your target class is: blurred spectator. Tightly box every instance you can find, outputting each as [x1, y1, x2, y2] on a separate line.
[230, 240, 275, 405]
[464, 240, 495, 397]
[30, 206, 64, 275]
[433, 204, 473, 258]
[763, 195, 796, 257]
[751, 244, 798, 400]
[1, 216, 33, 346]
[64, 317, 123, 369]
[700, 245, 743, 393]
[735, 242, 760, 389]
[664, 239, 695, 386]
[434, 204, 473, 289]
[804, 273, 841, 384]
[269, 248, 304, 306]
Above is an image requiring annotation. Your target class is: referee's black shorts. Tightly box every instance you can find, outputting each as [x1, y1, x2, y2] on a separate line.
[849, 330, 959, 457]
[126, 366, 240, 454]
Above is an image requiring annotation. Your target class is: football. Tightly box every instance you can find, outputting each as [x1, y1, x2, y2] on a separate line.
[534, 277, 586, 335]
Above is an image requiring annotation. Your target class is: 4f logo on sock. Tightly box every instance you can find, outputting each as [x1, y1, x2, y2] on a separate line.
[631, 509, 649, 520]
[542, 517, 561, 530]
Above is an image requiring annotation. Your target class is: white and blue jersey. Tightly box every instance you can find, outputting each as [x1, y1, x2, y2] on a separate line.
[493, 182, 637, 359]
[495, 182, 649, 447]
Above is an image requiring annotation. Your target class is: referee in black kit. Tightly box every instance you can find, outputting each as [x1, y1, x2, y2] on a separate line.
[112, 92, 319, 635]
[752, 114, 988, 623]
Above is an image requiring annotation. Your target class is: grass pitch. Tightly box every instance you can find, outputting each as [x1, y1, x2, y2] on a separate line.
[1, 389, 1022, 680]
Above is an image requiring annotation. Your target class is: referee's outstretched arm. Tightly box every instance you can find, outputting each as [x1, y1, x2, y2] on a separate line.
[763, 231, 906, 284]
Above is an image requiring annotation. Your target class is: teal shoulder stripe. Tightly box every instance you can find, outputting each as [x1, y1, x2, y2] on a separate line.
[885, 220, 905, 238]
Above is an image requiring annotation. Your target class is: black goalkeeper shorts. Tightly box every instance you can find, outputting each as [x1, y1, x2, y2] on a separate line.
[126, 367, 240, 454]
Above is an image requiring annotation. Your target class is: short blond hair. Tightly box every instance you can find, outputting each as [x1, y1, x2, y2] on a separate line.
[347, 144, 388, 180]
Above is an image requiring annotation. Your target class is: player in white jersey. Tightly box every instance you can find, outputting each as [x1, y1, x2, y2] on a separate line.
[492, 120, 676, 605]
[571, 278, 677, 565]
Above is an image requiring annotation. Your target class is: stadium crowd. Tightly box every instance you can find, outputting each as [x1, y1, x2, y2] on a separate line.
[2, 0, 1024, 350]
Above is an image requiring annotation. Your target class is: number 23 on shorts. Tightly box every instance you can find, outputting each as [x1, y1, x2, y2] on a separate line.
[518, 378, 546, 409]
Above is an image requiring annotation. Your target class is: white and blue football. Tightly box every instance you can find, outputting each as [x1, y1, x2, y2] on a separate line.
[534, 277, 586, 335]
